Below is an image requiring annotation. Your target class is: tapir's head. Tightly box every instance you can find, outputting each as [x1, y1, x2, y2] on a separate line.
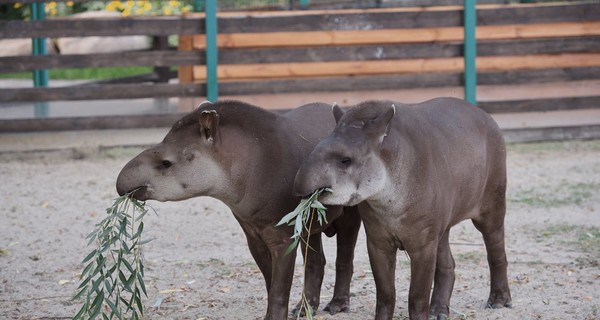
[294, 101, 395, 207]
[116, 101, 227, 202]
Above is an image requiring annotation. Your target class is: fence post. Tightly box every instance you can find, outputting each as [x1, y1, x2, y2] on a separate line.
[463, 0, 477, 105]
[300, 0, 310, 9]
[204, 0, 218, 102]
[31, 2, 49, 117]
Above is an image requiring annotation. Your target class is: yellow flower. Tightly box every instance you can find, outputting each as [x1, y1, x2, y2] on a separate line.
[13, 2, 23, 9]
[46, 1, 56, 9]
[66, 1, 74, 6]
[181, 7, 190, 13]
[106, 1, 120, 11]
[125, 0, 134, 8]
[50, 8, 58, 16]
[169, 0, 180, 7]
[142, 1, 151, 11]
[162, 6, 173, 15]
[122, 7, 131, 16]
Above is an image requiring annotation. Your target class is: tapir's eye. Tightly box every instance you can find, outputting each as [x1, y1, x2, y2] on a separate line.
[340, 157, 352, 166]
[161, 160, 173, 168]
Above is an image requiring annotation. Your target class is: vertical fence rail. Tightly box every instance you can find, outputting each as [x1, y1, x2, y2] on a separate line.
[463, 0, 477, 105]
[31, 2, 49, 117]
[205, 0, 218, 102]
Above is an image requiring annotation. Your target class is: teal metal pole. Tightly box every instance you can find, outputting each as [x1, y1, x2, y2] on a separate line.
[464, 0, 477, 105]
[299, 0, 310, 9]
[31, 2, 49, 117]
[205, 0, 218, 102]
[193, 0, 205, 11]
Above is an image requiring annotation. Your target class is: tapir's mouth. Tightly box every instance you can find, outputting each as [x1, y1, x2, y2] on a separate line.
[127, 186, 149, 201]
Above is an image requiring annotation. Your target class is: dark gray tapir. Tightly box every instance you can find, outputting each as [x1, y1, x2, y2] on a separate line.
[294, 98, 512, 320]
[116, 100, 361, 319]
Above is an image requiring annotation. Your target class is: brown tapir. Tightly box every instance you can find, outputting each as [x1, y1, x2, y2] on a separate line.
[115, 100, 361, 319]
[294, 98, 512, 320]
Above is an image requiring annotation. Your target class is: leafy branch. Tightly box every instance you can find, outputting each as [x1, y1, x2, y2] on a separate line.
[73, 192, 154, 320]
[276, 188, 331, 319]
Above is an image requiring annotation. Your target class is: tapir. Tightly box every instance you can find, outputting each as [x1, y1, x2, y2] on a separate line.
[116, 100, 361, 319]
[294, 98, 512, 320]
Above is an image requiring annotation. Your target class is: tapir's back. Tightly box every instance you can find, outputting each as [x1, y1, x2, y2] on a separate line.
[283, 103, 338, 154]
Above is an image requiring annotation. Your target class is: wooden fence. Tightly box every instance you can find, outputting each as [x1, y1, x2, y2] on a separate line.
[178, 1, 600, 114]
[0, 1, 599, 139]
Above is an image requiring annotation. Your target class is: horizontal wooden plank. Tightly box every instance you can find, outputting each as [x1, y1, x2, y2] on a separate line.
[215, 3, 600, 33]
[0, 50, 203, 73]
[502, 124, 600, 144]
[0, 83, 204, 102]
[479, 96, 600, 114]
[192, 53, 600, 80]
[192, 21, 600, 49]
[217, 67, 600, 96]
[217, 36, 600, 64]
[0, 16, 204, 39]
[3, 3, 597, 39]
[0, 114, 185, 133]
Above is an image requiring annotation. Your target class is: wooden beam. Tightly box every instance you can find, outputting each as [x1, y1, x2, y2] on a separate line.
[0, 50, 203, 73]
[502, 124, 600, 143]
[191, 53, 600, 80]
[216, 67, 600, 96]
[215, 3, 600, 33]
[0, 114, 185, 133]
[0, 83, 204, 103]
[214, 36, 600, 65]
[479, 96, 600, 114]
[0, 16, 204, 39]
[191, 21, 600, 49]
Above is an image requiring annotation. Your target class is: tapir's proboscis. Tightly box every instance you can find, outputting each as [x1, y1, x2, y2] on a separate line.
[116, 100, 361, 320]
[294, 98, 512, 320]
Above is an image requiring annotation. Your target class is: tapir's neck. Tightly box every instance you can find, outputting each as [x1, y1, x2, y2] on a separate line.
[210, 118, 299, 221]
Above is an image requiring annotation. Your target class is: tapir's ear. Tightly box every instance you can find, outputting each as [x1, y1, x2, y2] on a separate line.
[332, 103, 345, 123]
[368, 104, 395, 142]
[199, 110, 219, 143]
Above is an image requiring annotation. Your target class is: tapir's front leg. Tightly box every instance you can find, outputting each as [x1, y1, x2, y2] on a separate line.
[293, 233, 325, 316]
[324, 206, 361, 314]
[407, 243, 438, 320]
[263, 231, 297, 320]
[366, 238, 397, 320]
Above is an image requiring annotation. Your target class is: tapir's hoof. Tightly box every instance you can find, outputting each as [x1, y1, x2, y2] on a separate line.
[323, 297, 350, 315]
[487, 299, 512, 309]
[428, 314, 448, 320]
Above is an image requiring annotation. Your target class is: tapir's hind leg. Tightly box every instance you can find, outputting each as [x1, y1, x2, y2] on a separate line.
[429, 230, 455, 320]
[472, 182, 512, 309]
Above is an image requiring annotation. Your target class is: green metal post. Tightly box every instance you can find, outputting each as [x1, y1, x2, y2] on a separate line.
[193, 0, 205, 11]
[299, 0, 310, 9]
[463, 0, 477, 105]
[204, 0, 218, 102]
[31, 2, 49, 117]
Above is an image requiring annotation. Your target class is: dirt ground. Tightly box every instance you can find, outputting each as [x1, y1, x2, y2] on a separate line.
[0, 139, 599, 320]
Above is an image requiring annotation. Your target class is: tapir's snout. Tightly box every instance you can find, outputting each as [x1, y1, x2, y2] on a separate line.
[293, 161, 331, 199]
[116, 156, 150, 201]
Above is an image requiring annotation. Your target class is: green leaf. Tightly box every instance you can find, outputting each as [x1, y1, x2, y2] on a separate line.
[276, 209, 300, 227]
[137, 273, 148, 297]
[82, 249, 97, 264]
[72, 303, 88, 320]
[105, 298, 121, 319]
[76, 274, 91, 290]
[283, 238, 299, 256]
[73, 286, 88, 301]
[89, 289, 104, 319]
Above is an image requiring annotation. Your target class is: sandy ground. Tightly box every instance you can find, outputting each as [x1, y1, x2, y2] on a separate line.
[0, 139, 599, 320]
